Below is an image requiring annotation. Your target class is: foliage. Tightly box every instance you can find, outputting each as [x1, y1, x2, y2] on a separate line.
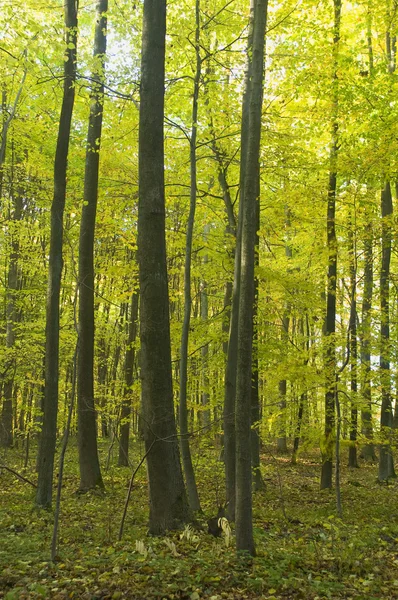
[1, 443, 398, 599]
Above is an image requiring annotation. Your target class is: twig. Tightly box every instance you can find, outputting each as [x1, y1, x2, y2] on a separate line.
[118, 439, 156, 541]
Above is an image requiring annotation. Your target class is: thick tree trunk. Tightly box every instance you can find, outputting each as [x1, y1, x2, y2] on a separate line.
[138, 0, 190, 533]
[77, 0, 108, 491]
[378, 182, 395, 481]
[320, 0, 341, 491]
[35, 0, 77, 507]
[235, 0, 268, 556]
[178, 0, 201, 513]
[118, 290, 139, 467]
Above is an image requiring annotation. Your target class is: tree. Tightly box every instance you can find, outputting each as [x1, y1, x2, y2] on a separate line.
[320, 0, 341, 491]
[348, 214, 359, 469]
[0, 57, 27, 448]
[178, 0, 202, 513]
[378, 182, 395, 481]
[235, 0, 268, 556]
[223, 0, 254, 523]
[138, 0, 191, 534]
[77, 0, 108, 491]
[118, 289, 139, 467]
[35, 0, 78, 507]
[360, 209, 376, 461]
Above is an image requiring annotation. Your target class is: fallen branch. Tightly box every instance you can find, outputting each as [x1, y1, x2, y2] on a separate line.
[0, 465, 37, 488]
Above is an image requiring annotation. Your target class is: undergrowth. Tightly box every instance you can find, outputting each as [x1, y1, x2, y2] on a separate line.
[1, 439, 398, 599]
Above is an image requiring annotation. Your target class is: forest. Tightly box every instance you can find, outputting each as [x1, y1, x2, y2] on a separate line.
[1, 0, 398, 598]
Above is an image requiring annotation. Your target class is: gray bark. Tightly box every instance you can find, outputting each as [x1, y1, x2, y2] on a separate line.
[0, 190, 22, 448]
[77, 0, 108, 491]
[35, 0, 78, 506]
[223, 0, 254, 523]
[178, 0, 201, 513]
[138, 0, 190, 533]
[378, 182, 395, 481]
[235, 0, 268, 556]
[360, 215, 376, 461]
[118, 290, 139, 467]
[348, 218, 359, 468]
[321, 0, 341, 491]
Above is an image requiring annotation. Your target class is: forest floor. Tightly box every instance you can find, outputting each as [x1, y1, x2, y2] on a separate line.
[1, 439, 398, 600]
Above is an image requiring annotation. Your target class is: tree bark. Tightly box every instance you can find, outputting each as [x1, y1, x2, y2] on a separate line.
[251, 260, 265, 491]
[77, 0, 108, 491]
[138, 0, 190, 533]
[35, 0, 78, 507]
[178, 0, 201, 513]
[235, 0, 268, 556]
[348, 217, 359, 468]
[0, 189, 22, 448]
[223, 0, 254, 524]
[118, 290, 139, 467]
[378, 182, 395, 481]
[320, 0, 341, 491]
[360, 213, 376, 461]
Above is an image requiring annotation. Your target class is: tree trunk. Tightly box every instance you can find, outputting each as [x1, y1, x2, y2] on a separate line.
[251, 259, 265, 491]
[200, 225, 210, 432]
[0, 70, 27, 448]
[360, 215, 376, 461]
[118, 290, 139, 467]
[320, 0, 341, 491]
[178, 0, 201, 513]
[378, 182, 395, 481]
[0, 185, 22, 448]
[277, 207, 292, 454]
[77, 0, 108, 491]
[223, 0, 254, 524]
[235, 0, 268, 557]
[138, 0, 190, 533]
[35, 0, 78, 507]
[348, 217, 359, 468]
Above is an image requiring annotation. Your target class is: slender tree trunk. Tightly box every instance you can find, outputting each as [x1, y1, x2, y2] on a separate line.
[223, 0, 254, 524]
[320, 0, 341, 491]
[360, 212, 376, 460]
[97, 322, 110, 437]
[292, 393, 306, 464]
[35, 0, 78, 507]
[291, 316, 309, 464]
[251, 246, 265, 491]
[359, 11, 376, 461]
[77, 0, 108, 491]
[178, 0, 201, 513]
[138, 0, 190, 533]
[277, 207, 292, 454]
[0, 188, 22, 448]
[200, 243, 210, 432]
[277, 314, 289, 454]
[0, 69, 27, 448]
[378, 182, 395, 480]
[118, 290, 139, 467]
[348, 218, 359, 468]
[235, 0, 268, 557]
